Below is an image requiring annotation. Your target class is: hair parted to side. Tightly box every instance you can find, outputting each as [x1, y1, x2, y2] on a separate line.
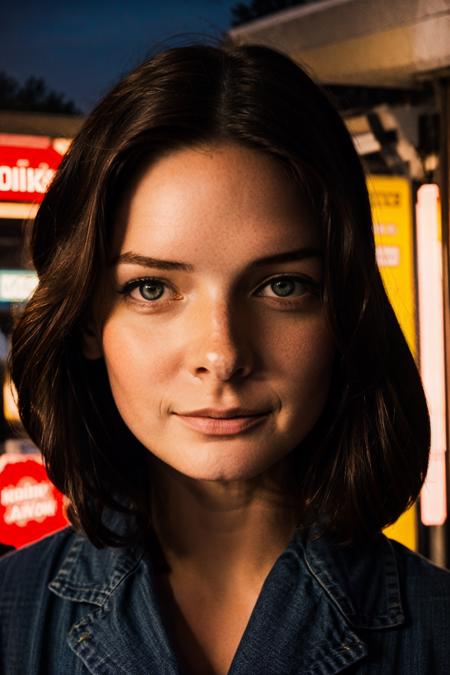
[10, 42, 430, 548]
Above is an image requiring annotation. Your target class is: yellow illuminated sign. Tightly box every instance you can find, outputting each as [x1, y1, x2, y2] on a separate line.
[367, 176, 417, 550]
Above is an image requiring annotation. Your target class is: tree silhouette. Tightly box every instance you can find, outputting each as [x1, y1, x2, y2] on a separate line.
[0, 72, 80, 115]
[231, 0, 322, 27]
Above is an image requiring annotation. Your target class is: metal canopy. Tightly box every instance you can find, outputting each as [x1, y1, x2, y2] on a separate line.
[228, 0, 450, 86]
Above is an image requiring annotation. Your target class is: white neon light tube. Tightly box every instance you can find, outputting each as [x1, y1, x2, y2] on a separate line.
[416, 184, 447, 526]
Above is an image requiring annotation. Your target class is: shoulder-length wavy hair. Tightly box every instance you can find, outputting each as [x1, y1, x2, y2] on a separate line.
[10, 43, 429, 547]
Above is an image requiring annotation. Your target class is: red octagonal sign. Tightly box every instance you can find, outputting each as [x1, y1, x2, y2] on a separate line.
[0, 453, 68, 548]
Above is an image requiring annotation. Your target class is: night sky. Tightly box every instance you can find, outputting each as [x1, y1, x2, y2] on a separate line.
[2, 0, 238, 113]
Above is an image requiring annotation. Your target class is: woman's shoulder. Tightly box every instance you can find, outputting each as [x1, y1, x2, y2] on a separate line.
[389, 538, 450, 598]
[0, 527, 77, 597]
[0, 528, 92, 673]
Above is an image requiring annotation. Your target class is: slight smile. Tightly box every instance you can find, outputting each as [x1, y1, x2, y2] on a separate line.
[174, 409, 271, 436]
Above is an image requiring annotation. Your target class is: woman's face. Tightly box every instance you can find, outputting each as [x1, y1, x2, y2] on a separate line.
[87, 144, 335, 482]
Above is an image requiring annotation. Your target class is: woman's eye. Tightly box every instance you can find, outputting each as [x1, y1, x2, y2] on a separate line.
[137, 281, 165, 301]
[120, 278, 169, 302]
[258, 276, 315, 299]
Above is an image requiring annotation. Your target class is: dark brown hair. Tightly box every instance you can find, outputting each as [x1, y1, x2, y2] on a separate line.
[10, 43, 430, 547]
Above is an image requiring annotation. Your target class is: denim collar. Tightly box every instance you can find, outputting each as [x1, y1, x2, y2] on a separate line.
[49, 526, 404, 628]
[48, 525, 404, 674]
[49, 532, 146, 608]
[301, 529, 404, 630]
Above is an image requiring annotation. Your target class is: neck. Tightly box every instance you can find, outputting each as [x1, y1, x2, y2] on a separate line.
[149, 456, 300, 588]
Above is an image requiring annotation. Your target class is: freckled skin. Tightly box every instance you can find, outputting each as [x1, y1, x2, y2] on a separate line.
[86, 143, 335, 483]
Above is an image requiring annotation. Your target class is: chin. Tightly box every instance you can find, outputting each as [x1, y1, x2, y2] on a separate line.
[171, 447, 288, 484]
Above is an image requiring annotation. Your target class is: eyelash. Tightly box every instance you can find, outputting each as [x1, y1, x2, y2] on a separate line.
[118, 275, 320, 307]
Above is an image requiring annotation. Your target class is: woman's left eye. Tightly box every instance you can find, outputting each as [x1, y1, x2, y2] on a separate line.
[257, 276, 317, 299]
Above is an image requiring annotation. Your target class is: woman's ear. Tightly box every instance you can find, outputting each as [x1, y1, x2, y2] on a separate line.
[82, 321, 103, 360]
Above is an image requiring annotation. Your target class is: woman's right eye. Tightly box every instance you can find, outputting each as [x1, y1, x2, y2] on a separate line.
[119, 278, 171, 303]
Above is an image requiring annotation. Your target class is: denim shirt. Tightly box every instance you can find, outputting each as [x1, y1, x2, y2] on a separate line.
[1, 524, 450, 674]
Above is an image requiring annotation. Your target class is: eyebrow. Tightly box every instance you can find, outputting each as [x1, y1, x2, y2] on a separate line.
[113, 247, 322, 271]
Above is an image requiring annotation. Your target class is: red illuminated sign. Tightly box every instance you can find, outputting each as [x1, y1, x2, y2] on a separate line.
[0, 453, 68, 548]
[0, 145, 63, 203]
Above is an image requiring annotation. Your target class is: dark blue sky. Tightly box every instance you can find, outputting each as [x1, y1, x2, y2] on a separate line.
[2, 0, 238, 113]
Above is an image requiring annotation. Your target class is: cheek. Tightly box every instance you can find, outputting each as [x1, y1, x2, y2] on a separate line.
[264, 315, 334, 380]
[266, 316, 335, 421]
[100, 315, 177, 402]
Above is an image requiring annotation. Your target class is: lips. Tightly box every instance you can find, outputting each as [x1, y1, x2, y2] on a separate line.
[176, 407, 268, 419]
[174, 408, 271, 436]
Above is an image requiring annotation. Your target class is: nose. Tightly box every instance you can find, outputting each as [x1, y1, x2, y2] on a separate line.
[185, 299, 254, 383]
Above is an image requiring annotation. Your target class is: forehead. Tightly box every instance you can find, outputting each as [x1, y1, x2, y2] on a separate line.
[112, 144, 319, 266]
